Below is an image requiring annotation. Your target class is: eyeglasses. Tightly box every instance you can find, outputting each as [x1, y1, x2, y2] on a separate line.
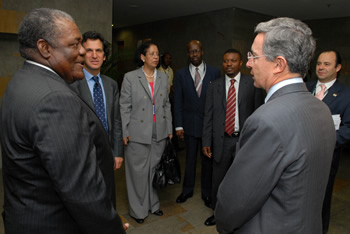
[189, 49, 201, 55]
[147, 52, 160, 57]
[247, 51, 266, 60]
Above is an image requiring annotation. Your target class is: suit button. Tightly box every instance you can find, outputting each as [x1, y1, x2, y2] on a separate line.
[144, 96, 147, 99]
[160, 93, 163, 96]
[142, 108, 145, 111]
[141, 120, 144, 123]
[163, 116, 165, 118]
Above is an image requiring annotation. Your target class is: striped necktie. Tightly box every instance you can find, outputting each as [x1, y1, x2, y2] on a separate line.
[225, 79, 236, 135]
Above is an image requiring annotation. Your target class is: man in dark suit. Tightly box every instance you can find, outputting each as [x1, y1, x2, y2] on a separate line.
[215, 17, 336, 233]
[202, 49, 264, 226]
[306, 50, 350, 234]
[0, 8, 127, 233]
[174, 40, 220, 207]
[71, 31, 124, 170]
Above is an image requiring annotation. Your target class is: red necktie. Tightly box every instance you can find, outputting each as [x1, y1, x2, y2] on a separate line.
[225, 79, 236, 135]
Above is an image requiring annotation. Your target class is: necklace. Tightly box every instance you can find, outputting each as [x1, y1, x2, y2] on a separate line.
[144, 70, 154, 78]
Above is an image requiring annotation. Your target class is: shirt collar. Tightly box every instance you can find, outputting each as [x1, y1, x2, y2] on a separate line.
[189, 61, 205, 72]
[265, 78, 303, 103]
[83, 68, 100, 81]
[26, 60, 58, 76]
[316, 78, 336, 91]
[225, 72, 241, 86]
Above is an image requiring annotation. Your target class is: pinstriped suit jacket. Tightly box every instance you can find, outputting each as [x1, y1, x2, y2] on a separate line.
[0, 62, 125, 234]
[215, 83, 336, 233]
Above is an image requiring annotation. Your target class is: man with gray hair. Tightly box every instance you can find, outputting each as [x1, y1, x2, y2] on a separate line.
[215, 17, 336, 233]
[0, 8, 127, 233]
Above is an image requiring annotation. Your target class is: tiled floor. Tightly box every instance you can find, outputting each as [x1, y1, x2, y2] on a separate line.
[0, 145, 349, 233]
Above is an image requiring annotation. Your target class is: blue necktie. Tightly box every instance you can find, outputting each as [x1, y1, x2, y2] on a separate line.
[92, 76, 108, 133]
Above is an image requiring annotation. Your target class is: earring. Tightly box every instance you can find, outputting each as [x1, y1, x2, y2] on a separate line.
[143, 60, 145, 62]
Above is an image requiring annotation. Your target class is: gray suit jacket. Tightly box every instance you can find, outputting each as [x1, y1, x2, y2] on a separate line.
[71, 74, 123, 157]
[215, 83, 336, 233]
[120, 68, 172, 144]
[202, 74, 264, 162]
[0, 62, 125, 234]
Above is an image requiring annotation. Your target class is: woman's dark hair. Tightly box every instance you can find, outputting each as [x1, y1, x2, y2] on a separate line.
[134, 40, 158, 67]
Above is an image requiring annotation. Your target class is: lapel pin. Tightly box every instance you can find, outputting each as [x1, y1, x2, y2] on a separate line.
[333, 93, 337, 97]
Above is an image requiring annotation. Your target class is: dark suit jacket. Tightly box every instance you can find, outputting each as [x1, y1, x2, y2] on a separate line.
[0, 62, 125, 234]
[174, 64, 220, 137]
[215, 83, 336, 233]
[202, 74, 264, 162]
[306, 80, 350, 146]
[71, 74, 124, 157]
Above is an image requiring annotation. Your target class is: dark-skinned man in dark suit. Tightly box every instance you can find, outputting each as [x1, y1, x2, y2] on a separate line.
[0, 8, 127, 234]
[174, 40, 220, 207]
[202, 48, 264, 226]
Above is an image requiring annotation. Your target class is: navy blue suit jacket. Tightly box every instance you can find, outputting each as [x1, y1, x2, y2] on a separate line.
[306, 80, 350, 146]
[174, 64, 220, 137]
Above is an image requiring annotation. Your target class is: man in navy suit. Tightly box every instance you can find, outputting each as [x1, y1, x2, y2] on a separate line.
[174, 40, 220, 207]
[306, 50, 350, 234]
[202, 49, 264, 226]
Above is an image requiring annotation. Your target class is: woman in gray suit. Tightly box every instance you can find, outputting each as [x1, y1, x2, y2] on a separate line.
[120, 41, 173, 224]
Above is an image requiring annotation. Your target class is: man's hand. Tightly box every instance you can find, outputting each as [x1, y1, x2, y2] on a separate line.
[203, 146, 213, 158]
[168, 134, 173, 140]
[176, 130, 184, 140]
[114, 157, 124, 170]
[123, 222, 129, 231]
[123, 136, 130, 146]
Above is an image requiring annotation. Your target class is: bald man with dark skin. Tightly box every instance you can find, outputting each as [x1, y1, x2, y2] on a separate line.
[174, 40, 220, 207]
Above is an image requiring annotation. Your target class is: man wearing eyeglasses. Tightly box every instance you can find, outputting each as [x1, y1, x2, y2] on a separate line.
[174, 40, 220, 208]
[202, 48, 264, 226]
[215, 18, 335, 234]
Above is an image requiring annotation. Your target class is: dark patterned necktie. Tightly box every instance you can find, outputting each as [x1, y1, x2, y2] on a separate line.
[92, 76, 108, 133]
[225, 79, 236, 135]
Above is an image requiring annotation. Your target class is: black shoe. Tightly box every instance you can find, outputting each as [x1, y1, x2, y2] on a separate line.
[152, 209, 163, 216]
[176, 192, 193, 203]
[131, 216, 144, 224]
[202, 195, 212, 208]
[204, 215, 216, 226]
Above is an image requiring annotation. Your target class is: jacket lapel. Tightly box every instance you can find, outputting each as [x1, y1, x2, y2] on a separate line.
[101, 76, 113, 127]
[323, 81, 341, 106]
[137, 68, 152, 100]
[219, 77, 226, 109]
[79, 79, 95, 109]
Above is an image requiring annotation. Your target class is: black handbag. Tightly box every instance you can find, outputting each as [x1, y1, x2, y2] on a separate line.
[153, 138, 181, 189]
[153, 157, 167, 189]
[162, 139, 181, 185]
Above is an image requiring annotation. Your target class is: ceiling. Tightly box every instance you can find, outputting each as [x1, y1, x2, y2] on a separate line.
[113, 0, 350, 28]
